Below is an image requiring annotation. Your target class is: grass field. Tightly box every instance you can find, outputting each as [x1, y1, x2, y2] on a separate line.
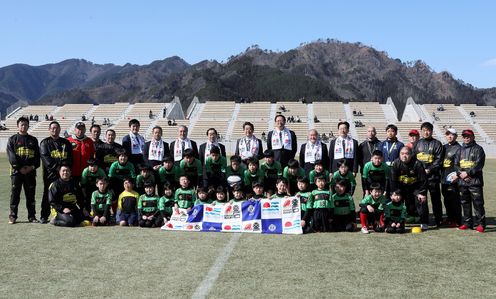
[1, 154, 495, 298]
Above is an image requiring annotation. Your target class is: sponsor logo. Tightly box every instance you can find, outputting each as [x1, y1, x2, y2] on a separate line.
[268, 224, 276, 232]
[284, 221, 292, 227]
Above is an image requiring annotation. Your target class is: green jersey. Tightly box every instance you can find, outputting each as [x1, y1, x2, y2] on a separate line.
[362, 161, 389, 190]
[81, 167, 107, 187]
[91, 190, 112, 215]
[158, 165, 180, 186]
[179, 159, 202, 185]
[260, 160, 282, 182]
[296, 191, 311, 212]
[283, 167, 305, 194]
[331, 193, 355, 215]
[205, 156, 226, 176]
[360, 194, 386, 211]
[309, 170, 330, 185]
[136, 174, 156, 193]
[330, 171, 356, 193]
[225, 164, 246, 178]
[109, 161, 136, 181]
[195, 197, 213, 205]
[138, 194, 160, 216]
[159, 195, 175, 216]
[243, 168, 264, 187]
[309, 189, 333, 209]
[174, 187, 196, 209]
[385, 201, 407, 222]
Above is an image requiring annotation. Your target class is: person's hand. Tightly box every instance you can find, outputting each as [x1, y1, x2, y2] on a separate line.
[367, 205, 375, 213]
[418, 194, 427, 202]
[100, 216, 106, 223]
[186, 208, 191, 212]
[153, 165, 161, 171]
[174, 208, 180, 214]
[148, 215, 154, 221]
[63, 208, 71, 214]
[450, 174, 459, 182]
[365, 190, 370, 196]
[459, 171, 469, 179]
[301, 220, 306, 227]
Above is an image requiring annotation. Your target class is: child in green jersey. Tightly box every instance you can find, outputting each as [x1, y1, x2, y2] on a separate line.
[260, 149, 282, 192]
[174, 175, 196, 212]
[195, 187, 212, 205]
[138, 183, 161, 228]
[159, 156, 180, 192]
[331, 179, 356, 232]
[109, 149, 136, 206]
[159, 182, 175, 222]
[81, 158, 107, 212]
[179, 149, 202, 188]
[243, 157, 264, 195]
[271, 178, 289, 198]
[309, 160, 329, 191]
[384, 189, 407, 234]
[330, 159, 356, 196]
[309, 175, 332, 232]
[213, 186, 227, 206]
[359, 183, 386, 234]
[231, 185, 245, 203]
[283, 159, 305, 195]
[251, 181, 265, 200]
[91, 177, 112, 226]
[136, 164, 156, 195]
[362, 150, 389, 195]
[295, 176, 312, 233]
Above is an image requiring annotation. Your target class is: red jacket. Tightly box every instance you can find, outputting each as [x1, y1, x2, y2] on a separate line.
[67, 136, 95, 176]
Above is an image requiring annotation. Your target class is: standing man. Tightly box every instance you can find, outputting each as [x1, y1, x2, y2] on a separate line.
[235, 122, 264, 165]
[413, 122, 444, 227]
[89, 124, 104, 152]
[95, 129, 123, 173]
[144, 126, 169, 188]
[267, 115, 297, 168]
[378, 124, 404, 167]
[329, 121, 358, 174]
[39, 121, 73, 223]
[454, 129, 486, 233]
[199, 128, 226, 165]
[299, 129, 329, 175]
[122, 119, 146, 170]
[169, 125, 199, 165]
[67, 121, 95, 185]
[390, 147, 429, 231]
[7, 116, 40, 224]
[357, 126, 381, 194]
[406, 129, 420, 149]
[441, 128, 462, 227]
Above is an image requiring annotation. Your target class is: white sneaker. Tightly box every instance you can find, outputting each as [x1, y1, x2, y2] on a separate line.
[361, 227, 370, 234]
[420, 224, 428, 231]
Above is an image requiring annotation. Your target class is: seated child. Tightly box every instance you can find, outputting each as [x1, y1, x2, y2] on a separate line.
[91, 177, 112, 226]
[159, 156, 180, 192]
[330, 159, 356, 195]
[359, 183, 386, 234]
[174, 175, 196, 212]
[226, 155, 246, 197]
[331, 179, 356, 232]
[81, 158, 107, 213]
[309, 160, 329, 191]
[295, 176, 312, 233]
[159, 182, 175, 223]
[308, 175, 332, 232]
[362, 150, 389, 195]
[179, 149, 202, 188]
[138, 183, 162, 228]
[195, 187, 212, 205]
[243, 157, 264, 196]
[212, 186, 228, 206]
[251, 181, 265, 200]
[260, 150, 282, 192]
[385, 189, 407, 234]
[136, 164, 156, 195]
[283, 159, 305, 195]
[271, 177, 290, 198]
[116, 178, 139, 226]
[230, 185, 245, 203]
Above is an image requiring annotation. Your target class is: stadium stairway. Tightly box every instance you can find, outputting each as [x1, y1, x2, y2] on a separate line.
[86, 105, 99, 119]
[418, 104, 444, 138]
[187, 102, 204, 133]
[343, 103, 359, 140]
[225, 103, 240, 141]
[457, 106, 491, 143]
[382, 103, 398, 123]
[268, 103, 277, 131]
[307, 103, 314, 129]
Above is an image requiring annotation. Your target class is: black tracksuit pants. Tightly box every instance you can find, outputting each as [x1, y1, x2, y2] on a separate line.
[441, 183, 462, 224]
[459, 185, 485, 228]
[10, 172, 37, 219]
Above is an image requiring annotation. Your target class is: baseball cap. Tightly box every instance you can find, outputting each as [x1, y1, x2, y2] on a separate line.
[461, 129, 474, 136]
[409, 129, 419, 136]
[75, 122, 86, 129]
[445, 128, 457, 135]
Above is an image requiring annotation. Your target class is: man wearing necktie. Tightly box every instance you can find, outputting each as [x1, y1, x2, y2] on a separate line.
[267, 115, 297, 168]
[199, 128, 226, 165]
[299, 129, 329, 175]
[235, 122, 264, 165]
[328, 121, 359, 175]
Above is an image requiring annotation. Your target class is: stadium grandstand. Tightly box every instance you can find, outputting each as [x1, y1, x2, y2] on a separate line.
[2, 97, 496, 157]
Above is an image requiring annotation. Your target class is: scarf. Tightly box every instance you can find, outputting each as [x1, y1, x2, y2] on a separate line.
[129, 132, 145, 155]
[148, 139, 165, 161]
[174, 138, 192, 161]
[271, 128, 292, 150]
[304, 140, 322, 163]
[238, 136, 259, 160]
[334, 136, 354, 159]
[204, 141, 220, 159]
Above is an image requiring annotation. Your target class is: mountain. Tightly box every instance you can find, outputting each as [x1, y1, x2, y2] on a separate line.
[1, 40, 494, 118]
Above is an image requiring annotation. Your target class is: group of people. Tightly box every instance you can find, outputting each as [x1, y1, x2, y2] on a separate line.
[6, 114, 486, 233]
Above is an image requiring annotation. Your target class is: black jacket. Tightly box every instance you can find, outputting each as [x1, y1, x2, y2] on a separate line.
[49, 178, 84, 213]
[442, 142, 461, 184]
[199, 142, 226, 165]
[413, 137, 444, 182]
[266, 129, 297, 168]
[299, 142, 330, 174]
[234, 137, 264, 161]
[357, 138, 381, 174]
[455, 141, 485, 187]
[143, 140, 170, 168]
[40, 137, 73, 181]
[328, 137, 359, 173]
[169, 140, 199, 163]
[7, 133, 40, 174]
[95, 142, 123, 172]
[390, 158, 427, 197]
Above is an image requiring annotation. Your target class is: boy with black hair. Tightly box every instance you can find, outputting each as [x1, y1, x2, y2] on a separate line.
[159, 183, 175, 223]
[331, 179, 356, 232]
[243, 158, 264, 195]
[174, 175, 196, 211]
[81, 158, 107, 212]
[308, 160, 329, 190]
[116, 178, 139, 226]
[359, 183, 386, 234]
[203, 146, 227, 189]
[260, 149, 282, 193]
[109, 148, 136, 204]
[295, 176, 312, 233]
[271, 177, 290, 198]
[330, 159, 356, 195]
[121, 118, 145, 170]
[378, 124, 404, 167]
[195, 187, 212, 205]
[213, 186, 227, 205]
[138, 183, 162, 228]
[384, 189, 407, 234]
[226, 155, 246, 197]
[362, 150, 389, 195]
[283, 159, 305, 195]
[159, 156, 180, 192]
[230, 185, 246, 203]
[179, 149, 203, 188]
[308, 175, 332, 232]
[136, 164, 156, 195]
[251, 181, 265, 200]
[91, 177, 112, 226]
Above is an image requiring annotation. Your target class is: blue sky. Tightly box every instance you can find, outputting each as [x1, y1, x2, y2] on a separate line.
[1, 0, 495, 88]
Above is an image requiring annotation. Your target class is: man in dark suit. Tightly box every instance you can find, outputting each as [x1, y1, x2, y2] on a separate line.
[169, 125, 198, 165]
[199, 128, 226, 165]
[299, 129, 329, 175]
[235, 121, 264, 165]
[329, 121, 359, 174]
[266, 115, 297, 168]
[144, 126, 170, 170]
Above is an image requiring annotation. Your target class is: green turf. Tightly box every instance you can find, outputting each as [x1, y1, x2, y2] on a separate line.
[1, 154, 495, 298]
